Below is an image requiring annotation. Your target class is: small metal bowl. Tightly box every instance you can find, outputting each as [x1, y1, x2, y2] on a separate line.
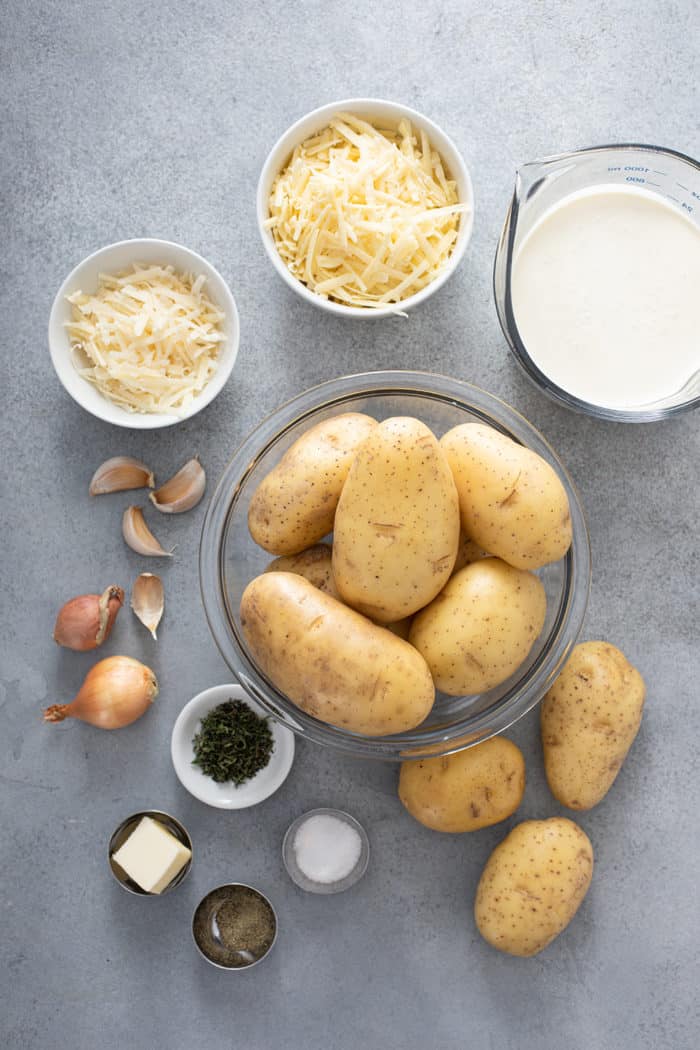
[192, 884, 278, 970]
[108, 810, 193, 896]
[282, 808, 370, 894]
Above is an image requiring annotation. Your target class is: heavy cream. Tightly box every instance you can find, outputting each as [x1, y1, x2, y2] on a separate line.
[510, 186, 700, 409]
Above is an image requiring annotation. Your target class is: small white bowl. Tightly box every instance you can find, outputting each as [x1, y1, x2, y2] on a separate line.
[257, 98, 474, 319]
[48, 238, 240, 429]
[171, 684, 295, 809]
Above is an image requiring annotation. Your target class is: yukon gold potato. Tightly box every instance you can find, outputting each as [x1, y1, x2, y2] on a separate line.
[409, 559, 546, 695]
[248, 413, 377, 555]
[264, 545, 412, 636]
[382, 616, 413, 641]
[541, 641, 645, 810]
[264, 543, 341, 600]
[333, 417, 460, 622]
[440, 423, 572, 570]
[452, 533, 491, 575]
[398, 736, 525, 832]
[240, 573, 435, 736]
[475, 818, 594, 957]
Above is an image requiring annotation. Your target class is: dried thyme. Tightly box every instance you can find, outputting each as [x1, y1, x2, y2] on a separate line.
[192, 699, 274, 784]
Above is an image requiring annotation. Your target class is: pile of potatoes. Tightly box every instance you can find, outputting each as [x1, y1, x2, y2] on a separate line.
[241, 412, 572, 736]
[399, 640, 645, 956]
[239, 411, 647, 957]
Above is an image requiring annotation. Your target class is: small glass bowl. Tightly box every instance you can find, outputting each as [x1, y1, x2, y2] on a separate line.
[282, 809, 370, 894]
[192, 884, 278, 970]
[108, 810, 192, 896]
[199, 370, 591, 760]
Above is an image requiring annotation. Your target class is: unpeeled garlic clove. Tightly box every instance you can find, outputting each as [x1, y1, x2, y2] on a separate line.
[122, 506, 174, 557]
[89, 456, 155, 496]
[149, 457, 206, 514]
[131, 573, 164, 640]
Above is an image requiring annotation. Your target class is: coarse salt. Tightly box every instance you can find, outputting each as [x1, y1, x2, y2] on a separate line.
[292, 814, 363, 884]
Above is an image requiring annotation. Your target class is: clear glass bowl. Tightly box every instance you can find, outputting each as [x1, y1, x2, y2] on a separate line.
[493, 143, 700, 422]
[199, 371, 590, 760]
[282, 809, 370, 894]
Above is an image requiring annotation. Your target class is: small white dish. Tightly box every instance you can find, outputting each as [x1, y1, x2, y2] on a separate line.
[171, 684, 295, 809]
[48, 238, 240, 429]
[257, 97, 474, 319]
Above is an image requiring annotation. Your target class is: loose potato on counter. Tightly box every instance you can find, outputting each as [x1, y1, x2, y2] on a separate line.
[475, 817, 593, 957]
[409, 559, 547, 695]
[398, 736, 525, 832]
[248, 413, 377, 555]
[451, 533, 492, 575]
[264, 543, 341, 600]
[440, 423, 572, 570]
[333, 417, 460, 623]
[240, 572, 435, 736]
[541, 641, 645, 810]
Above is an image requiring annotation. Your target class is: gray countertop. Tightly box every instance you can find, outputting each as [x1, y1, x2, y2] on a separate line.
[2, 2, 699, 1048]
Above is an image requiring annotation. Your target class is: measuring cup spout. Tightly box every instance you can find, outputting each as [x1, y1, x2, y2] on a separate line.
[514, 159, 552, 200]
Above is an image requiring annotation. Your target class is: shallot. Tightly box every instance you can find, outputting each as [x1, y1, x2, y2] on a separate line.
[53, 585, 124, 651]
[43, 655, 158, 729]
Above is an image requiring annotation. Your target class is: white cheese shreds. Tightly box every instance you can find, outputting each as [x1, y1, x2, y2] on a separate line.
[65, 264, 225, 414]
[266, 114, 469, 310]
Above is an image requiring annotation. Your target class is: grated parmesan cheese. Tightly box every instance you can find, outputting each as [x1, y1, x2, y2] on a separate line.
[266, 113, 469, 310]
[65, 264, 225, 414]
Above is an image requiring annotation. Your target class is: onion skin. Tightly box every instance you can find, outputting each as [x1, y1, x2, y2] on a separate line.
[53, 586, 124, 651]
[43, 656, 158, 729]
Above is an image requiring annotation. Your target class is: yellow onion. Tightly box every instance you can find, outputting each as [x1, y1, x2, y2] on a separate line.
[43, 656, 158, 729]
[53, 586, 124, 651]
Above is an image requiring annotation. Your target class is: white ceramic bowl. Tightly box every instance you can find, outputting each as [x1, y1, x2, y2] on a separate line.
[257, 98, 474, 318]
[170, 684, 295, 809]
[48, 238, 240, 428]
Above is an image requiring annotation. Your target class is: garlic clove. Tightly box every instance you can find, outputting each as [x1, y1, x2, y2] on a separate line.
[89, 456, 155, 496]
[131, 573, 164, 640]
[122, 506, 174, 557]
[149, 457, 206, 514]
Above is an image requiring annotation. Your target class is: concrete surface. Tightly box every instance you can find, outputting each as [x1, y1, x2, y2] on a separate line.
[2, 2, 699, 1048]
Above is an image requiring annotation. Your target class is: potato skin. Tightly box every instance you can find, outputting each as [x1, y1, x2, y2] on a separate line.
[398, 737, 525, 832]
[240, 573, 435, 736]
[475, 818, 594, 957]
[382, 616, 413, 641]
[264, 544, 341, 600]
[541, 641, 645, 810]
[264, 545, 411, 637]
[333, 417, 460, 622]
[248, 413, 377, 555]
[409, 559, 547, 695]
[441, 423, 572, 570]
[451, 533, 491, 575]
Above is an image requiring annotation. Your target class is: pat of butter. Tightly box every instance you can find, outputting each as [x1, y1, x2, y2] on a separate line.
[112, 816, 191, 894]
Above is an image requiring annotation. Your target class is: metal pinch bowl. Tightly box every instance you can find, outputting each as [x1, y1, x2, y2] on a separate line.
[192, 883, 278, 970]
[108, 810, 193, 896]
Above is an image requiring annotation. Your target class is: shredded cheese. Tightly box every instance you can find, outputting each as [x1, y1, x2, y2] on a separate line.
[266, 113, 469, 310]
[65, 264, 225, 414]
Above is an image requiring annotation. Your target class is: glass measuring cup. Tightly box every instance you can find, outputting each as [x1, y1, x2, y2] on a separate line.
[493, 144, 700, 422]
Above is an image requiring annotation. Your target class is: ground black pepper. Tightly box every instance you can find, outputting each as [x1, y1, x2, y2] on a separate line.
[193, 885, 277, 968]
